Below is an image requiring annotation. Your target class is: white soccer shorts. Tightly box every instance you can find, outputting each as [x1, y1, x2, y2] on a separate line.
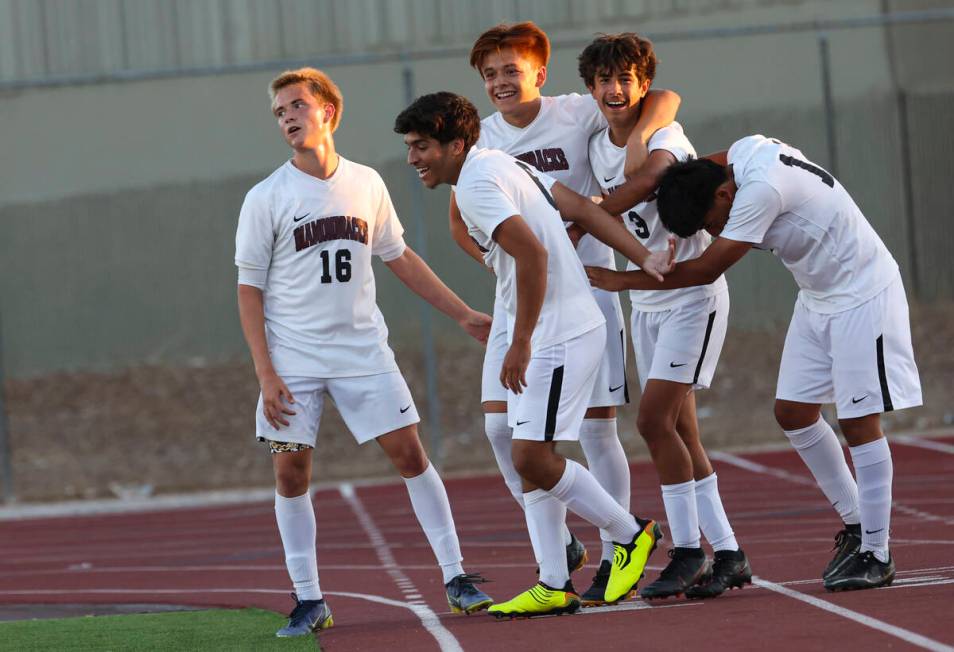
[482, 290, 627, 408]
[508, 325, 606, 442]
[776, 273, 922, 419]
[630, 289, 729, 390]
[255, 371, 420, 446]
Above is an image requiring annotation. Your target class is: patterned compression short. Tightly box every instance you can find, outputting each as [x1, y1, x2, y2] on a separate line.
[267, 440, 313, 454]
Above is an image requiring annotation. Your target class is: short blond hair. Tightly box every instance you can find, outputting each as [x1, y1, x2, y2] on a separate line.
[269, 67, 343, 132]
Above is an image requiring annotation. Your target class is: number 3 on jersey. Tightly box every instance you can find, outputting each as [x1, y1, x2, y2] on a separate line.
[319, 249, 351, 283]
[627, 211, 650, 239]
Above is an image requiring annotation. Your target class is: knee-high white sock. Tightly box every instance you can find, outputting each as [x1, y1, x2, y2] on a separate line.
[661, 479, 700, 548]
[784, 417, 860, 525]
[486, 413, 571, 557]
[580, 418, 631, 561]
[694, 473, 738, 552]
[404, 463, 465, 583]
[524, 489, 570, 588]
[849, 438, 893, 562]
[547, 460, 637, 543]
[275, 492, 322, 600]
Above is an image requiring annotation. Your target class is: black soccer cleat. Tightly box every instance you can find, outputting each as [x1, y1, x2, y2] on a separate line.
[276, 593, 333, 637]
[824, 550, 895, 592]
[639, 546, 709, 600]
[446, 573, 494, 614]
[685, 548, 752, 599]
[566, 531, 588, 574]
[580, 559, 612, 607]
[823, 523, 862, 580]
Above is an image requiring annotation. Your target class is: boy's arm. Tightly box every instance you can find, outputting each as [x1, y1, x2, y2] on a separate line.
[586, 237, 751, 291]
[237, 284, 295, 429]
[704, 150, 729, 166]
[599, 149, 677, 217]
[551, 182, 674, 281]
[623, 88, 681, 177]
[449, 191, 488, 266]
[491, 215, 548, 393]
[384, 246, 492, 343]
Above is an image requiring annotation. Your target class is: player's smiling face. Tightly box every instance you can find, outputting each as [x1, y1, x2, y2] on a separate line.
[479, 48, 545, 114]
[590, 66, 650, 126]
[271, 83, 333, 150]
[404, 132, 461, 188]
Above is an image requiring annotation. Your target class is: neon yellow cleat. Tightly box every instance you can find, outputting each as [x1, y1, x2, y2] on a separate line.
[604, 518, 663, 604]
[487, 582, 581, 619]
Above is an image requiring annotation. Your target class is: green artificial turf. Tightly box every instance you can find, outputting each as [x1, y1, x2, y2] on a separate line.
[0, 608, 321, 651]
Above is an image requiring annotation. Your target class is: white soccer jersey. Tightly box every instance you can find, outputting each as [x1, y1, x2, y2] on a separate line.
[454, 147, 605, 349]
[589, 122, 728, 311]
[476, 93, 613, 268]
[722, 136, 899, 313]
[235, 157, 406, 377]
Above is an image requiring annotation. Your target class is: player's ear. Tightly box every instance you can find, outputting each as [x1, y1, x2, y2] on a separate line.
[638, 77, 651, 98]
[452, 138, 466, 156]
[322, 102, 336, 125]
[535, 65, 547, 88]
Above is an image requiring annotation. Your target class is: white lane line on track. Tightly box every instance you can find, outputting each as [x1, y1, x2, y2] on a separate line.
[338, 482, 462, 652]
[709, 451, 954, 525]
[752, 577, 954, 652]
[894, 436, 954, 455]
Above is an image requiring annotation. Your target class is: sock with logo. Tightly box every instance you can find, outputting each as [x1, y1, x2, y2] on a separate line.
[275, 491, 322, 600]
[404, 463, 465, 583]
[580, 418, 631, 561]
[784, 417, 860, 525]
[849, 438, 893, 562]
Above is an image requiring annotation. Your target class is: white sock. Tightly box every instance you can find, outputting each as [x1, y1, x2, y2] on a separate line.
[849, 438, 893, 562]
[486, 412, 570, 562]
[661, 479, 700, 548]
[580, 418, 631, 561]
[275, 492, 322, 601]
[695, 473, 738, 552]
[524, 489, 570, 588]
[784, 417, 860, 525]
[547, 460, 637, 543]
[403, 463, 465, 583]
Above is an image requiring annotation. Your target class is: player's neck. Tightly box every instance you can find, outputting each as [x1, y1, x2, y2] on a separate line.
[501, 96, 542, 129]
[291, 138, 339, 180]
[446, 155, 467, 185]
[607, 102, 642, 148]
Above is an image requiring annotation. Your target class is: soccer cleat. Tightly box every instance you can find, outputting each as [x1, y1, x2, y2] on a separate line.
[823, 523, 862, 579]
[275, 593, 333, 637]
[685, 548, 752, 599]
[566, 532, 588, 574]
[446, 573, 494, 614]
[604, 517, 663, 604]
[640, 547, 709, 600]
[488, 581, 581, 619]
[824, 551, 895, 592]
[580, 559, 612, 606]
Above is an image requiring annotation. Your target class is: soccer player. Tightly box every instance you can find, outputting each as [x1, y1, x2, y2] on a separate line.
[235, 68, 495, 637]
[579, 33, 750, 601]
[449, 21, 681, 594]
[588, 135, 922, 591]
[395, 91, 673, 617]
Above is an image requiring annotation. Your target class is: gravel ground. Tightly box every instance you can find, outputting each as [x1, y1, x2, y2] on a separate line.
[5, 302, 952, 502]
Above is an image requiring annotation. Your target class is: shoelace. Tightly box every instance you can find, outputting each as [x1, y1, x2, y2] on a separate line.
[286, 592, 318, 619]
[832, 530, 849, 551]
[453, 573, 490, 594]
[655, 549, 683, 581]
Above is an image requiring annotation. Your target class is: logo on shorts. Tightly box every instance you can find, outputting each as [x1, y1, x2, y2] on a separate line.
[515, 419, 530, 426]
[851, 395, 868, 404]
[603, 175, 615, 183]
[400, 405, 412, 413]
[669, 362, 687, 368]
[609, 384, 624, 392]
[293, 212, 310, 222]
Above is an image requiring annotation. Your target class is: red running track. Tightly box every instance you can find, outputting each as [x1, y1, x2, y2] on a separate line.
[1, 436, 953, 651]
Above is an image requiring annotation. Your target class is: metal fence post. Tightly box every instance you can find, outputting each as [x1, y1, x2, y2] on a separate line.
[401, 61, 444, 470]
[818, 34, 838, 178]
[0, 309, 14, 503]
